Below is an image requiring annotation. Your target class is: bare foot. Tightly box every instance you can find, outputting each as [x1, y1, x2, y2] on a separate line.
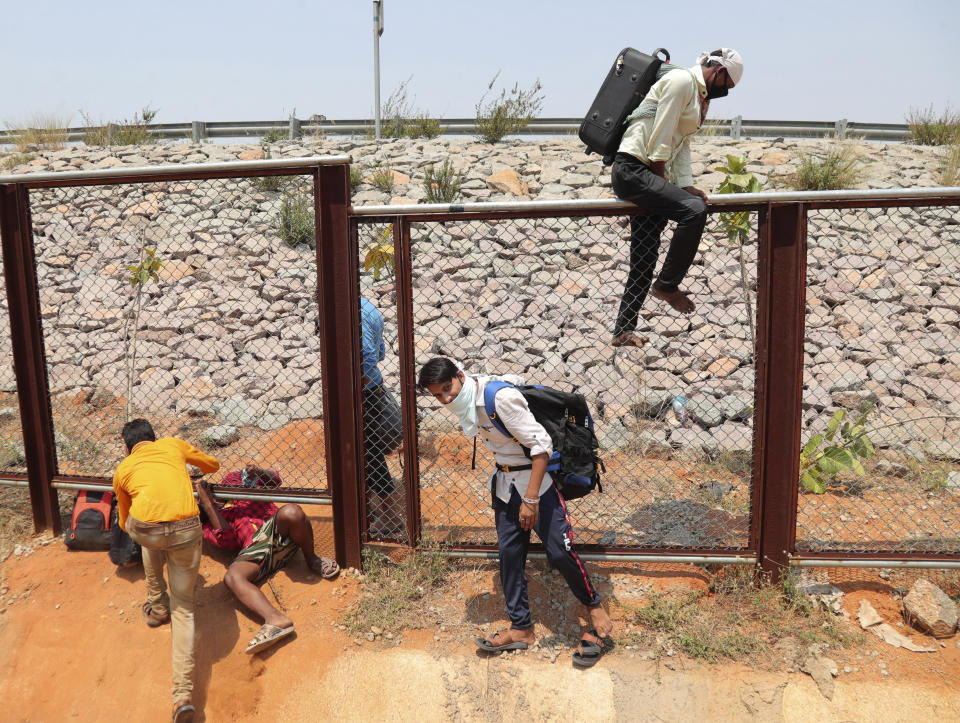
[651, 287, 695, 314]
[611, 332, 649, 348]
[588, 605, 613, 638]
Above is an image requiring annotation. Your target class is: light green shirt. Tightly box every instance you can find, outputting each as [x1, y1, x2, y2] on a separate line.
[617, 65, 707, 188]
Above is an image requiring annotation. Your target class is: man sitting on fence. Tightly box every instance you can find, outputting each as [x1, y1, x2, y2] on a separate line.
[194, 465, 339, 655]
[417, 357, 614, 668]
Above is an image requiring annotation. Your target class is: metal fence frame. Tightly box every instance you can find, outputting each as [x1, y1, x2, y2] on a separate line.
[2, 159, 959, 575]
[352, 188, 960, 577]
[0, 157, 367, 568]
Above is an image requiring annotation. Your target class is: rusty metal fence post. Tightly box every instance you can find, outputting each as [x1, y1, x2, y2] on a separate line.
[0, 183, 60, 533]
[754, 202, 807, 580]
[315, 162, 364, 570]
[394, 218, 423, 545]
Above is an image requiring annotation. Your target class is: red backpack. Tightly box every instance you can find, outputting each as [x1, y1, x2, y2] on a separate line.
[64, 490, 114, 550]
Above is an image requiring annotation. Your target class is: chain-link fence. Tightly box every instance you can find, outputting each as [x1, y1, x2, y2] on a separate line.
[19, 169, 330, 496]
[797, 204, 960, 554]
[359, 210, 759, 553]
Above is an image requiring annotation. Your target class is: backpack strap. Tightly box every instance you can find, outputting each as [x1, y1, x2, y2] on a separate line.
[482, 380, 515, 440]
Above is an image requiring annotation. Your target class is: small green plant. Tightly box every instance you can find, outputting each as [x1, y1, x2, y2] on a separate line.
[940, 143, 960, 186]
[785, 141, 865, 190]
[345, 544, 448, 635]
[350, 165, 364, 192]
[261, 126, 287, 145]
[275, 188, 315, 248]
[405, 113, 444, 139]
[906, 104, 960, 146]
[364, 225, 395, 280]
[799, 402, 876, 494]
[82, 106, 158, 146]
[1, 153, 35, 172]
[370, 166, 396, 193]
[124, 239, 164, 421]
[623, 566, 857, 666]
[714, 154, 762, 353]
[475, 72, 544, 143]
[3, 113, 71, 152]
[422, 158, 463, 203]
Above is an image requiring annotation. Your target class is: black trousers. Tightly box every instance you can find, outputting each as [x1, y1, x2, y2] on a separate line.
[363, 383, 399, 497]
[611, 152, 708, 336]
[493, 482, 601, 630]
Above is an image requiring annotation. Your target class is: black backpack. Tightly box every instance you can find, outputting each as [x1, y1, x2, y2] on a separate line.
[483, 381, 604, 500]
[109, 505, 142, 566]
[578, 47, 676, 164]
[64, 490, 114, 550]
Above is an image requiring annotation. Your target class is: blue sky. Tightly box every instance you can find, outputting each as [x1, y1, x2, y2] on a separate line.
[2, 0, 958, 127]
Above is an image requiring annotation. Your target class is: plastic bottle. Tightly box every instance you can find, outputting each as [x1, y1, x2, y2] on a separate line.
[672, 395, 689, 427]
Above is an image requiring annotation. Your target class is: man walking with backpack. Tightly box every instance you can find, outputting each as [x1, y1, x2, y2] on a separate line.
[418, 357, 613, 667]
[611, 48, 743, 348]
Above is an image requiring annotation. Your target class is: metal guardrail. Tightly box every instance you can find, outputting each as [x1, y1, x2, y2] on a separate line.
[0, 116, 913, 145]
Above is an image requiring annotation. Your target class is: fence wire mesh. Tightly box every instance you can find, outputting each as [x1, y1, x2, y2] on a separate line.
[25, 173, 330, 494]
[797, 204, 960, 554]
[360, 210, 758, 552]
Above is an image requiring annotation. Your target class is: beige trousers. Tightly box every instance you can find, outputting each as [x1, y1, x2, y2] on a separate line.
[127, 515, 202, 704]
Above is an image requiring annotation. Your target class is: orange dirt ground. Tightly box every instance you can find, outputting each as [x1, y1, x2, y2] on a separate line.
[2, 504, 960, 721]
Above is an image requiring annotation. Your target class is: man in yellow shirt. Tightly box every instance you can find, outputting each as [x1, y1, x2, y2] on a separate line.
[611, 47, 743, 348]
[113, 418, 219, 723]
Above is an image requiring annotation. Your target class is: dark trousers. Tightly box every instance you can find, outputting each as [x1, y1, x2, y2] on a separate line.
[493, 482, 601, 630]
[611, 152, 708, 335]
[363, 384, 399, 496]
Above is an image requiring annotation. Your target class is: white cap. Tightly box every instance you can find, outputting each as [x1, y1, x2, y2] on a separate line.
[697, 48, 743, 86]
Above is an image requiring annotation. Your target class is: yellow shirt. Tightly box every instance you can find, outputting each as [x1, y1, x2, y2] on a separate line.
[112, 437, 220, 530]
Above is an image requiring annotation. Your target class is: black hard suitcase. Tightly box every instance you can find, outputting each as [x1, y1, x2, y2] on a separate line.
[578, 47, 671, 162]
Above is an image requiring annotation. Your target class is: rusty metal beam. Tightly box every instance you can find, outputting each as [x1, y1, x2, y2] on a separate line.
[0, 184, 60, 534]
[315, 163, 364, 570]
[754, 203, 807, 581]
[394, 218, 423, 547]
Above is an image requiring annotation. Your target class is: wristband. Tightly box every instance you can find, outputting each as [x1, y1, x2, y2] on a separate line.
[521, 496, 540, 505]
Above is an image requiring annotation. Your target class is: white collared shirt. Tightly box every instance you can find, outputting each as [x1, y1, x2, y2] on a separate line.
[473, 374, 554, 504]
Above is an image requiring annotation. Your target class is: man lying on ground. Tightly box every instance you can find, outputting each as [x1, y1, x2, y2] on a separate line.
[194, 465, 340, 655]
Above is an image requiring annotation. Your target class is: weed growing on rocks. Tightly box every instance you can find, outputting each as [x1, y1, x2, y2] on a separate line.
[621, 566, 858, 666]
[940, 143, 960, 186]
[475, 72, 544, 143]
[275, 188, 315, 248]
[375, 78, 444, 139]
[785, 141, 866, 190]
[350, 166, 364, 192]
[81, 106, 158, 146]
[422, 158, 463, 203]
[370, 166, 396, 193]
[345, 544, 449, 636]
[3, 113, 70, 152]
[1, 153, 35, 172]
[906, 104, 960, 146]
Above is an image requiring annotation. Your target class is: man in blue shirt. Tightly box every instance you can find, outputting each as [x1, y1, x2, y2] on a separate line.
[361, 297, 403, 537]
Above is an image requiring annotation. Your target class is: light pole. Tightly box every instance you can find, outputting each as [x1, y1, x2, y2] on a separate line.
[373, 1, 384, 139]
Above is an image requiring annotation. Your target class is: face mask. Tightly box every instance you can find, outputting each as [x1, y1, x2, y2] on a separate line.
[446, 374, 479, 438]
[706, 80, 729, 100]
[241, 469, 257, 488]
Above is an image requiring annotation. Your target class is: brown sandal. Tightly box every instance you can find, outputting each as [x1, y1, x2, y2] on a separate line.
[142, 602, 170, 628]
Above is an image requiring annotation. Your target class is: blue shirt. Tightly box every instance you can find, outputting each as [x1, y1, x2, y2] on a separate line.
[360, 297, 385, 389]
